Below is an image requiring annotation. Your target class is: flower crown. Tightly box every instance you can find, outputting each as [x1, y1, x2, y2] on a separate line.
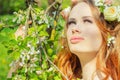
[61, 0, 120, 22]
[95, 0, 120, 22]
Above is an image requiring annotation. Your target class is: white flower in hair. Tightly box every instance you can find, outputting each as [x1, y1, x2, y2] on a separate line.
[107, 36, 115, 47]
[95, 0, 120, 22]
[103, 6, 118, 21]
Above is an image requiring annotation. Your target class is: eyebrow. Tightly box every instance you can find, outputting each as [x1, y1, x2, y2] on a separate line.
[82, 16, 94, 19]
[68, 18, 76, 21]
[67, 18, 76, 24]
[69, 16, 93, 20]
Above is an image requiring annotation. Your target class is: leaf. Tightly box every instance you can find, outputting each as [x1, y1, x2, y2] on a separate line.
[50, 29, 55, 40]
[54, 76, 62, 80]
[47, 48, 53, 56]
[38, 24, 47, 32]
[7, 50, 14, 54]
[0, 43, 7, 55]
[0, 34, 10, 43]
[0, 22, 5, 30]
[28, 27, 35, 35]
[34, 8, 41, 13]
[54, 20, 57, 27]
[39, 31, 49, 37]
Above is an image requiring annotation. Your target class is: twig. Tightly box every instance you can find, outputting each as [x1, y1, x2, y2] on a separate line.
[45, 1, 57, 14]
[24, 5, 32, 37]
[41, 44, 69, 80]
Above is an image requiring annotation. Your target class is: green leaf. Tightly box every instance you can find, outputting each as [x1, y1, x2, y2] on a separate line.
[38, 24, 47, 32]
[54, 76, 62, 80]
[47, 48, 53, 56]
[0, 34, 10, 43]
[39, 31, 49, 37]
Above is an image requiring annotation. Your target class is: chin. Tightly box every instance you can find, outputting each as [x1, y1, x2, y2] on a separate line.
[69, 46, 97, 54]
[70, 47, 85, 53]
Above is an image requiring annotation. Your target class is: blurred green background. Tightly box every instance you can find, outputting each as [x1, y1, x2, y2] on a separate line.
[0, 0, 70, 80]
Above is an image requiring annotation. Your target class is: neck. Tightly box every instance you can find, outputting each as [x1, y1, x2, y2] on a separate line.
[76, 52, 97, 80]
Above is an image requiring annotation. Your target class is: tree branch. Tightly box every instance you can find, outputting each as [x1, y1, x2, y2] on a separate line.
[41, 44, 69, 80]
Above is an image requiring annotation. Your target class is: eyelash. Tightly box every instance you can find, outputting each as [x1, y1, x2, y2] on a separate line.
[83, 19, 93, 23]
[67, 21, 76, 26]
[67, 19, 93, 27]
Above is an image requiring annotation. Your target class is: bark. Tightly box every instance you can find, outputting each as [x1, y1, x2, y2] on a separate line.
[7, 61, 21, 78]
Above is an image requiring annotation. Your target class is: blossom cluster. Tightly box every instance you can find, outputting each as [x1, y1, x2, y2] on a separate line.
[95, 0, 120, 22]
[107, 36, 115, 46]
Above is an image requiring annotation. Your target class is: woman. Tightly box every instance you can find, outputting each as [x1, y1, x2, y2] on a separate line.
[55, 0, 120, 80]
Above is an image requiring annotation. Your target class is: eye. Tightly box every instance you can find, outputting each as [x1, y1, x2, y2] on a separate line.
[83, 19, 93, 24]
[67, 21, 76, 26]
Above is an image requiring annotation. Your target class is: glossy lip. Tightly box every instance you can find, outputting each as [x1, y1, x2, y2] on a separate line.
[70, 36, 84, 44]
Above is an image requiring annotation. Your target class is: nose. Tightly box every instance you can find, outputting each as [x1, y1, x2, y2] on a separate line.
[72, 27, 81, 34]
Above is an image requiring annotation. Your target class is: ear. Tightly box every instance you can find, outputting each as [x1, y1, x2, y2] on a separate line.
[60, 7, 71, 20]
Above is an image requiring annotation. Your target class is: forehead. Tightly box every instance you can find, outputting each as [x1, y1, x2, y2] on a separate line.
[69, 2, 92, 18]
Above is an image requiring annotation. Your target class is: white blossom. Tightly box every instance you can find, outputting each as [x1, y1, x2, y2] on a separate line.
[36, 70, 43, 75]
[107, 36, 115, 46]
[47, 67, 54, 72]
[103, 6, 118, 21]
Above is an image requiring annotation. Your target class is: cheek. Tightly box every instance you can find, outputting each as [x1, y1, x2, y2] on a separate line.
[86, 26, 101, 39]
[86, 27, 102, 49]
[88, 29, 101, 39]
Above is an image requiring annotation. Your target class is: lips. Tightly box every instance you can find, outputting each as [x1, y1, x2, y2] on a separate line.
[70, 36, 84, 44]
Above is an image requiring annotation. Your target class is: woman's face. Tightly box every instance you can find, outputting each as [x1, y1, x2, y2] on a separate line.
[67, 2, 102, 54]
